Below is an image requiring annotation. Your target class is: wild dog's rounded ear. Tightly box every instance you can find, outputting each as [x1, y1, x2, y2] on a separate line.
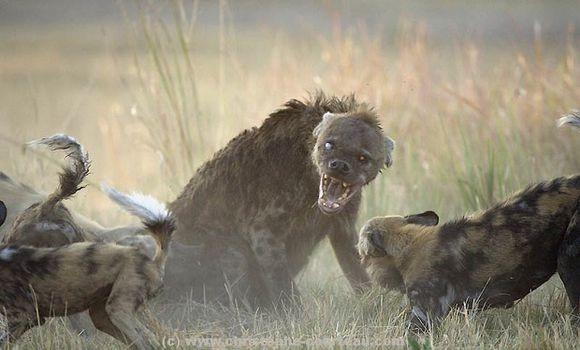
[405, 211, 439, 226]
[313, 112, 338, 137]
[384, 136, 395, 168]
[0, 200, 6, 227]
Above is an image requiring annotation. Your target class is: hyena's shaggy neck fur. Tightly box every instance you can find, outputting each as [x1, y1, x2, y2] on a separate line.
[170, 94, 369, 225]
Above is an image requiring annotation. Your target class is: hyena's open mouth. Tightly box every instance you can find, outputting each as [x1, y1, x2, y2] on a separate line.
[318, 174, 362, 214]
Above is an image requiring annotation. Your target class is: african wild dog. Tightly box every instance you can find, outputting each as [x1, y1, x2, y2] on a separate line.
[0, 134, 146, 335]
[0, 183, 175, 349]
[358, 112, 580, 332]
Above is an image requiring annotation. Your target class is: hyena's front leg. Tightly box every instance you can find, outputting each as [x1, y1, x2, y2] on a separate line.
[558, 203, 580, 316]
[248, 229, 299, 306]
[330, 225, 371, 293]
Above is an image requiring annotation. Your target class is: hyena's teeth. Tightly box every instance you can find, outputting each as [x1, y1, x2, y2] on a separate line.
[332, 203, 340, 209]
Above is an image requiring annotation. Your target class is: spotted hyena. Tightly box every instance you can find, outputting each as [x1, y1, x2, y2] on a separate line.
[165, 92, 395, 308]
[358, 113, 580, 332]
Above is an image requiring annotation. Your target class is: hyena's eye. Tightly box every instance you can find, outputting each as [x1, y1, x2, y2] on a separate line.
[359, 155, 368, 163]
[324, 141, 334, 150]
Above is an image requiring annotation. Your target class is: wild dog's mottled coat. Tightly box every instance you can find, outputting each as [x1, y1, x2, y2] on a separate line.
[359, 114, 580, 332]
[2, 135, 91, 247]
[0, 186, 175, 350]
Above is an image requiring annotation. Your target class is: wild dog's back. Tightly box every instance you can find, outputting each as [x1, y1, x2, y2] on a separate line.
[0, 242, 130, 315]
[0, 172, 45, 238]
[433, 174, 579, 307]
[437, 113, 580, 307]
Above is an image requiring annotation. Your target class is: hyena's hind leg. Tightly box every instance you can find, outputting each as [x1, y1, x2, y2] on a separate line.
[558, 201, 580, 317]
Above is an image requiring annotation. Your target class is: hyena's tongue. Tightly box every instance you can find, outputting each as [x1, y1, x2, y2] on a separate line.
[325, 178, 345, 205]
[319, 176, 354, 212]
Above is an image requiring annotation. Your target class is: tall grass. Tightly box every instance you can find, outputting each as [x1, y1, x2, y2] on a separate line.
[122, 0, 206, 189]
[1, 0, 579, 348]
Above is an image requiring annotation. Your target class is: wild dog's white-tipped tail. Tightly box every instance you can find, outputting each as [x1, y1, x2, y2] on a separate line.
[101, 183, 170, 225]
[101, 183, 176, 264]
[557, 110, 580, 130]
[27, 134, 90, 214]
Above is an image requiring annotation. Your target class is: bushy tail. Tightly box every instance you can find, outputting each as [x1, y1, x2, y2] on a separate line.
[27, 134, 90, 215]
[101, 183, 176, 266]
[557, 110, 580, 130]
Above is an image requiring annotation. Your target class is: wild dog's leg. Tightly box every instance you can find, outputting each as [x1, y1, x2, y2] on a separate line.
[248, 229, 299, 306]
[558, 203, 580, 316]
[106, 308, 157, 350]
[1, 316, 35, 347]
[329, 223, 371, 292]
[104, 280, 158, 350]
[406, 281, 454, 334]
[88, 299, 131, 344]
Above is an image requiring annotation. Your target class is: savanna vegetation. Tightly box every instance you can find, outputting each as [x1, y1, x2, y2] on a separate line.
[1, 1, 579, 348]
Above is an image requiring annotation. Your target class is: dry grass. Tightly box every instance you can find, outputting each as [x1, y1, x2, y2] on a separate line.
[1, 1, 579, 348]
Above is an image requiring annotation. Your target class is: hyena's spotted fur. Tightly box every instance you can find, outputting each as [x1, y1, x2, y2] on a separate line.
[166, 92, 395, 308]
[359, 113, 580, 332]
[0, 185, 176, 350]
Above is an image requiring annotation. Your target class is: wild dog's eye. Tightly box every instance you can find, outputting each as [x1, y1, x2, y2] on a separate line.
[324, 142, 333, 150]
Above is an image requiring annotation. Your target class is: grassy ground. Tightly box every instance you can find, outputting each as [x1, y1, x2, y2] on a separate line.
[1, 1, 580, 349]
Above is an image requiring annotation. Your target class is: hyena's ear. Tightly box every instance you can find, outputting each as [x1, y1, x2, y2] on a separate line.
[384, 136, 395, 168]
[405, 211, 439, 226]
[0, 200, 6, 227]
[313, 112, 338, 137]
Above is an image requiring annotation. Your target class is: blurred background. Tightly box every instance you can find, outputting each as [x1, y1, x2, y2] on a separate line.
[1, 0, 579, 283]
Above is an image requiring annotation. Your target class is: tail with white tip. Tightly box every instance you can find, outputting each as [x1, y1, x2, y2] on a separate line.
[101, 183, 176, 266]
